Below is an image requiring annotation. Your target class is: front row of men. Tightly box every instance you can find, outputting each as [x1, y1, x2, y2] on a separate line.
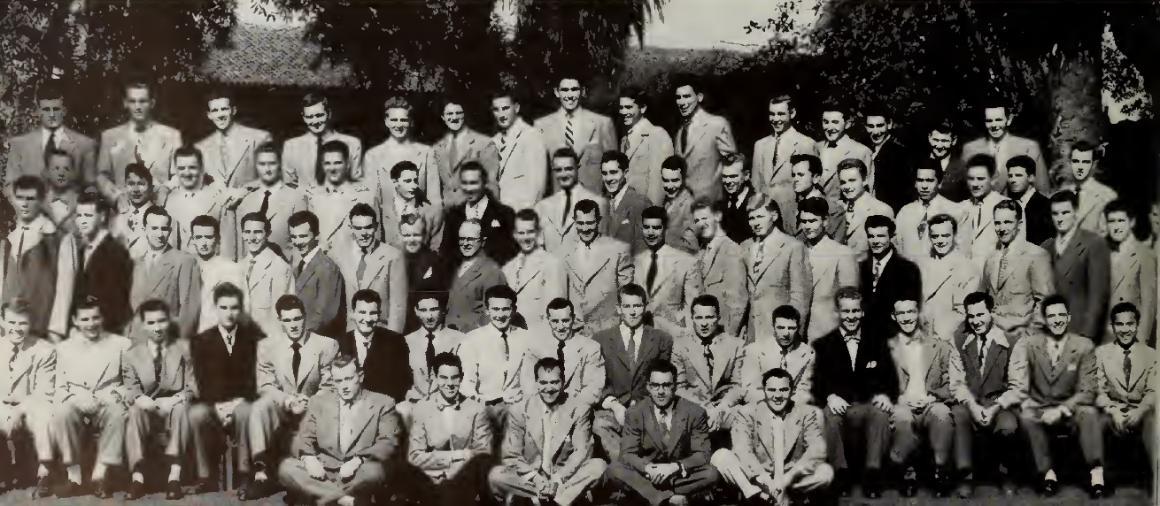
[0, 279, 1153, 503]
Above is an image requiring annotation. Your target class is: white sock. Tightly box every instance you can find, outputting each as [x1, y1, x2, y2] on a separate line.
[36, 464, 48, 478]
[1044, 469, 1057, 482]
[91, 463, 107, 482]
[1091, 466, 1104, 486]
[168, 463, 182, 482]
[254, 470, 268, 482]
[66, 465, 82, 485]
[131, 471, 145, 484]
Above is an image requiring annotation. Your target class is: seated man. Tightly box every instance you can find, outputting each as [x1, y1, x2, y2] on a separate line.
[404, 352, 493, 505]
[712, 368, 833, 505]
[0, 299, 56, 496]
[123, 299, 196, 500]
[489, 357, 607, 506]
[52, 296, 132, 498]
[672, 294, 744, 437]
[279, 352, 400, 506]
[1091, 302, 1155, 489]
[400, 292, 466, 417]
[739, 305, 815, 406]
[606, 358, 719, 506]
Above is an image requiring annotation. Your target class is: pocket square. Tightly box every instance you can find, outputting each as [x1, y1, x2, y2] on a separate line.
[621, 219, 630, 224]
[422, 266, 432, 279]
[867, 361, 877, 369]
[491, 219, 501, 227]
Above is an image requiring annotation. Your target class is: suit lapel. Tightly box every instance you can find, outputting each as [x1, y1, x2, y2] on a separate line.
[1111, 250, 1139, 294]
[924, 266, 955, 302]
[749, 236, 786, 286]
[344, 397, 377, 454]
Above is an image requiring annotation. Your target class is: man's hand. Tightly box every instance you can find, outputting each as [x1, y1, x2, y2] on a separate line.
[610, 402, 627, 426]
[71, 391, 99, 413]
[756, 473, 777, 494]
[303, 455, 326, 480]
[968, 402, 988, 425]
[1123, 407, 1144, 429]
[338, 457, 362, 481]
[656, 463, 681, 482]
[826, 395, 850, 416]
[405, 388, 424, 403]
[541, 479, 559, 498]
[871, 394, 893, 413]
[133, 395, 157, 411]
[289, 396, 308, 415]
[705, 406, 721, 432]
[1040, 407, 1062, 425]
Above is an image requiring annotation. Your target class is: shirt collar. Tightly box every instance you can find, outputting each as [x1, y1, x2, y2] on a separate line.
[436, 393, 463, 410]
[841, 328, 861, 342]
[86, 230, 109, 251]
[619, 323, 641, 341]
[301, 245, 321, 266]
[873, 248, 894, 266]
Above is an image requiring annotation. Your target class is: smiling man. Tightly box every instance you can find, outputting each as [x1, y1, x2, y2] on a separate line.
[305, 140, 380, 249]
[282, 93, 363, 188]
[865, 106, 913, 213]
[960, 97, 1049, 194]
[239, 212, 295, 336]
[1104, 201, 1156, 342]
[381, 160, 444, 250]
[536, 75, 617, 193]
[918, 214, 982, 341]
[602, 150, 653, 254]
[109, 163, 158, 261]
[287, 210, 345, 337]
[445, 220, 508, 333]
[658, 156, 699, 253]
[459, 285, 529, 433]
[440, 161, 518, 265]
[3, 176, 58, 336]
[189, 214, 245, 332]
[619, 86, 674, 204]
[503, 209, 566, 329]
[1067, 141, 1118, 235]
[983, 199, 1055, 339]
[633, 206, 703, 337]
[739, 305, 816, 407]
[0, 299, 57, 497]
[434, 96, 496, 207]
[1042, 190, 1110, 340]
[229, 143, 308, 259]
[895, 159, 967, 261]
[717, 153, 758, 244]
[365, 97, 442, 208]
[690, 199, 747, 335]
[837, 158, 894, 262]
[672, 74, 735, 200]
[335, 203, 408, 333]
[336, 289, 412, 403]
[753, 93, 816, 201]
[401, 292, 465, 411]
[490, 88, 548, 211]
[961, 154, 1007, 271]
[798, 197, 859, 341]
[742, 194, 812, 342]
[562, 199, 635, 332]
[815, 101, 871, 204]
[671, 294, 744, 435]
[50, 191, 134, 337]
[195, 90, 272, 188]
[5, 82, 95, 188]
[129, 206, 202, 340]
[96, 80, 181, 201]
[534, 148, 608, 253]
[164, 145, 231, 253]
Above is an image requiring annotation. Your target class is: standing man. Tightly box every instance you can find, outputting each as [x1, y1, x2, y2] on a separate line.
[239, 212, 296, 337]
[602, 151, 654, 254]
[961, 154, 1007, 271]
[0, 300, 56, 496]
[717, 153, 759, 245]
[742, 194, 812, 342]
[658, 156, 699, 253]
[305, 140, 380, 249]
[859, 215, 921, 341]
[288, 210, 346, 337]
[3, 176, 59, 336]
[619, 86, 674, 204]
[836, 158, 894, 261]
[401, 214, 453, 332]
[535, 75, 617, 194]
[738, 305, 816, 405]
[189, 215, 245, 333]
[534, 148, 607, 254]
[96, 80, 182, 201]
[195, 90, 273, 188]
[364, 97, 442, 207]
[815, 102, 871, 204]
[337, 289, 412, 403]
[401, 293, 466, 411]
[1069, 141, 1118, 234]
[798, 197, 859, 341]
[786, 154, 844, 240]
[380, 160, 445, 251]
[960, 98, 1049, 194]
[520, 298, 606, 407]
[635, 206, 703, 337]
[1091, 302, 1156, 488]
[753, 93, 816, 201]
[690, 199, 746, 335]
[489, 88, 548, 211]
[129, 207, 202, 340]
[671, 295, 745, 433]
[441, 162, 518, 265]
[865, 106, 912, 212]
[445, 220, 508, 333]
[895, 159, 966, 261]
[5, 82, 95, 187]
[672, 74, 736, 200]
[504, 209, 567, 329]
[164, 145, 231, 252]
[434, 96, 497, 207]
[459, 285, 528, 429]
[919, 214, 982, 341]
[229, 143, 308, 259]
[984, 199, 1055, 340]
[1042, 190, 1111, 340]
[1105, 200, 1156, 341]
[927, 121, 967, 202]
[281, 93, 363, 189]
[564, 199, 635, 332]
[335, 203, 408, 333]
[108, 164, 158, 261]
[1006, 155, 1053, 245]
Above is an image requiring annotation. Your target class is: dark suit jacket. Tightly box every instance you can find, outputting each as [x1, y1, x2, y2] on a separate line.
[444, 256, 507, 333]
[871, 139, 914, 213]
[1022, 192, 1053, 246]
[1, 236, 58, 335]
[811, 328, 898, 404]
[953, 327, 1018, 406]
[295, 250, 346, 338]
[74, 237, 134, 333]
[441, 193, 518, 266]
[593, 326, 672, 405]
[191, 323, 262, 403]
[1042, 230, 1111, 340]
[621, 397, 710, 471]
[607, 186, 654, 254]
[718, 185, 757, 245]
[337, 327, 413, 402]
[859, 251, 921, 340]
[404, 248, 452, 333]
[937, 155, 969, 202]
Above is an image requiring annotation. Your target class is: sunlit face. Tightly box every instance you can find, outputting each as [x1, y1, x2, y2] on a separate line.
[618, 294, 645, 328]
[175, 155, 203, 190]
[914, 168, 938, 202]
[441, 103, 465, 132]
[965, 165, 992, 200]
[791, 162, 814, 194]
[190, 224, 218, 258]
[983, 107, 1010, 140]
[772, 316, 798, 349]
[435, 364, 463, 400]
[2, 310, 31, 345]
[72, 307, 104, 341]
[929, 220, 955, 256]
[574, 209, 599, 244]
[322, 151, 348, 185]
[37, 98, 65, 129]
[965, 301, 993, 336]
[692, 207, 720, 240]
[400, 221, 425, 254]
[491, 96, 518, 130]
[721, 162, 747, 196]
[1150, 204, 1160, 237]
[747, 206, 776, 238]
[1043, 302, 1070, 337]
[302, 102, 330, 135]
[73, 202, 104, 240]
[352, 300, 381, 335]
[393, 168, 419, 201]
[125, 172, 152, 205]
[838, 167, 864, 202]
[690, 304, 719, 339]
[1106, 211, 1133, 244]
[144, 213, 172, 250]
[1007, 165, 1031, 195]
[821, 111, 847, 143]
[891, 299, 919, 335]
[385, 107, 411, 140]
[142, 309, 170, 343]
[241, 220, 268, 255]
[547, 306, 575, 341]
[647, 370, 676, 408]
[993, 207, 1020, 246]
[619, 97, 644, 127]
[837, 297, 864, 334]
[928, 130, 954, 159]
[674, 85, 701, 118]
[1050, 200, 1076, 235]
[350, 215, 377, 249]
[45, 153, 76, 189]
[124, 86, 154, 124]
[1070, 149, 1095, 182]
[864, 115, 890, 146]
[207, 97, 235, 132]
[762, 375, 792, 412]
[536, 367, 564, 405]
[278, 307, 306, 340]
[255, 152, 281, 185]
[12, 188, 41, 222]
[555, 78, 582, 112]
[552, 156, 579, 190]
[661, 168, 683, 199]
[513, 218, 538, 254]
[414, 298, 444, 331]
[768, 101, 794, 134]
[215, 295, 242, 330]
[867, 225, 892, 256]
[457, 222, 483, 259]
[486, 297, 514, 331]
[798, 210, 824, 242]
[641, 217, 665, 249]
[332, 361, 363, 402]
[601, 160, 626, 195]
[289, 222, 318, 257]
[1111, 310, 1139, 346]
[459, 169, 484, 204]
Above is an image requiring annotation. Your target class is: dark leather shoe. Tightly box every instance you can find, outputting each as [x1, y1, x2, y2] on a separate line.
[863, 469, 883, 499]
[932, 468, 951, 498]
[1040, 478, 1059, 497]
[35, 475, 53, 498]
[166, 480, 184, 500]
[126, 480, 146, 500]
[94, 479, 115, 499]
[1088, 483, 1108, 499]
[191, 479, 216, 495]
[58, 481, 84, 498]
[241, 478, 273, 500]
[900, 467, 918, 497]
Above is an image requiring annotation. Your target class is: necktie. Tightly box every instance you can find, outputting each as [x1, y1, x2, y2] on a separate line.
[1050, 342, 1060, 368]
[225, 332, 234, 353]
[621, 131, 631, 153]
[773, 415, 786, 485]
[562, 188, 572, 223]
[846, 200, 855, 213]
[872, 259, 882, 289]
[246, 257, 256, 281]
[918, 201, 930, 239]
[258, 190, 271, 221]
[425, 331, 436, 374]
[291, 341, 302, 385]
[14, 228, 26, 259]
[220, 133, 230, 173]
[153, 344, 163, 383]
[627, 331, 637, 365]
[646, 249, 659, 293]
[448, 133, 460, 170]
[752, 243, 764, 273]
[500, 331, 509, 361]
[556, 340, 566, 376]
[45, 128, 58, 159]
[1123, 347, 1132, 382]
[997, 248, 1010, 286]
[977, 335, 987, 369]
[8, 343, 18, 370]
[703, 340, 714, 381]
[564, 116, 575, 148]
[770, 134, 780, 172]
[679, 120, 690, 151]
[357, 247, 369, 280]
[497, 135, 508, 163]
[975, 203, 983, 230]
[296, 259, 305, 277]
[658, 408, 670, 434]
[313, 135, 325, 185]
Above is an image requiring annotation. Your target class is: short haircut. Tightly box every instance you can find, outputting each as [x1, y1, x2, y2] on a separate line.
[1, 298, 32, 319]
[994, 198, 1024, 221]
[1041, 294, 1070, 315]
[772, 304, 801, 324]
[460, 161, 489, 183]
[820, 100, 848, 117]
[400, 212, 428, 231]
[1070, 139, 1098, 158]
[762, 367, 795, 388]
[863, 103, 891, 120]
[514, 208, 540, 228]
[745, 193, 780, 214]
[144, 206, 172, 226]
[287, 210, 320, 235]
[552, 147, 579, 164]
[963, 291, 994, 311]
[929, 120, 956, 137]
[383, 96, 411, 113]
[689, 294, 720, 315]
[790, 153, 823, 177]
[1110, 301, 1140, 322]
[864, 214, 896, 236]
[73, 295, 101, 315]
[671, 73, 701, 95]
[534, 357, 564, 380]
[489, 87, 520, 103]
[915, 158, 945, 181]
[641, 206, 668, 227]
[36, 81, 65, 102]
[320, 140, 349, 161]
[123, 79, 154, 97]
[302, 92, 329, 111]
[331, 351, 360, 371]
[768, 93, 794, 109]
[126, 162, 154, 185]
[1049, 190, 1079, 209]
[1006, 154, 1036, 176]
[75, 190, 110, 217]
[484, 284, 517, 304]
[980, 95, 1009, 114]
[275, 294, 306, 316]
[349, 203, 379, 224]
[255, 142, 281, 160]
[601, 151, 629, 171]
[212, 282, 245, 304]
[645, 358, 678, 379]
[240, 212, 270, 232]
[720, 152, 747, 172]
[432, 351, 462, 375]
[46, 148, 74, 165]
[837, 157, 867, 179]
[12, 176, 46, 198]
[618, 283, 648, 304]
[173, 145, 204, 168]
[927, 213, 958, 234]
[834, 286, 862, 307]
[351, 289, 381, 309]
[391, 160, 419, 180]
[190, 214, 220, 237]
[413, 290, 447, 309]
[691, 197, 716, 214]
[136, 298, 170, 318]
[660, 155, 687, 177]
[1103, 199, 1132, 218]
[620, 85, 650, 109]
[545, 297, 574, 316]
[573, 199, 602, 221]
[798, 196, 829, 218]
[965, 153, 996, 176]
[204, 88, 233, 106]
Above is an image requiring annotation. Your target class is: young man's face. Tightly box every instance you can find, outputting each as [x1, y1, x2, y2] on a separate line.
[302, 102, 330, 135]
[692, 207, 721, 241]
[772, 316, 798, 349]
[552, 156, 579, 190]
[821, 111, 847, 143]
[255, 152, 282, 185]
[350, 215, 377, 249]
[747, 206, 776, 238]
[864, 115, 890, 145]
[491, 96, 518, 130]
[720, 162, 747, 196]
[175, 154, 204, 190]
[674, 85, 701, 118]
[124, 86, 154, 124]
[1043, 303, 1071, 337]
[965, 165, 992, 200]
[547, 307, 575, 341]
[435, 364, 463, 400]
[647, 370, 677, 408]
[890, 299, 920, 335]
[929, 220, 955, 256]
[414, 298, 444, 331]
[37, 98, 65, 130]
[575, 209, 600, 243]
[965, 301, 993, 336]
[993, 207, 1020, 246]
[2, 310, 31, 345]
[536, 367, 564, 405]
[914, 168, 939, 202]
[690, 304, 720, 339]
[486, 297, 514, 331]
[241, 220, 269, 255]
[641, 217, 665, 249]
[798, 210, 825, 242]
[332, 362, 364, 402]
[1150, 204, 1160, 237]
[1105, 211, 1134, 244]
[928, 130, 954, 158]
[618, 294, 646, 328]
[400, 221, 425, 254]
[983, 106, 1010, 140]
[215, 295, 242, 330]
[207, 97, 235, 132]
[393, 169, 419, 201]
[768, 101, 794, 134]
[190, 224, 218, 258]
[125, 173, 152, 205]
[289, 222, 318, 256]
[618, 97, 644, 127]
[837, 297, 864, 334]
[457, 222, 483, 259]
[73, 203, 104, 240]
[385, 107, 411, 140]
[72, 307, 104, 340]
[45, 154, 77, 189]
[837, 167, 864, 202]
[554, 78, 582, 112]
[459, 169, 484, 204]
[1050, 200, 1077, 235]
[762, 375, 792, 412]
[1111, 311, 1139, 347]
[791, 162, 814, 194]
[142, 309, 170, 343]
[1070, 149, 1095, 182]
[322, 151, 348, 185]
[1007, 166, 1031, 195]
[513, 218, 538, 254]
[441, 103, 465, 132]
[144, 213, 172, 249]
[352, 300, 381, 335]
[661, 168, 683, 199]
[600, 160, 626, 195]
[12, 188, 42, 222]
[866, 226, 892, 256]
[279, 308, 306, 340]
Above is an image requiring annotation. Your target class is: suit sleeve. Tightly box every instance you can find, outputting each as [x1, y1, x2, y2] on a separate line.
[255, 342, 286, 404]
[789, 242, 813, 323]
[460, 342, 482, 401]
[122, 351, 144, 404]
[500, 402, 536, 475]
[318, 339, 339, 392]
[281, 142, 299, 187]
[362, 403, 401, 462]
[1063, 347, 1097, 411]
[1030, 249, 1055, 327]
[679, 406, 711, 470]
[555, 405, 595, 480]
[730, 409, 764, 477]
[673, 344, 697, 402]
[715, 119, 737, 157]
[1030, 141, 1050, 194]
[406, 409, 452, 470]
[1082, 238, 1111, 338]
[646, 133, 675, 208]
[348, 138, 365, 183]
[619, 406, 649, 473]
[1005, 338, 1031, 409]
[32, 347, 57, 401]
[810, 341, 832, 402]
[616, 244, 635, 288]
[795, 350, 816, 405]
[577, 343, 606, 408]
[797, 406, 827, 471]
[469, 406, 494, 456]
[1093, 352, 1123, 412]
[177, 258, 203, 339]
[4, 141, 20, 187]
[292, 396, 321, 457]
[1139, 249, 1157, 341]
[181, 345, 197, 402]
[739, 345, 761, 404]
[386, 254, 408, 333]
[48, 235, 79, 337]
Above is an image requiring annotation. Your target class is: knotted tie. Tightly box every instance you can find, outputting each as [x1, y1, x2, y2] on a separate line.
[220, 132, 230, 172]
[357, 247, 369, 280]
[702, 339, 714, 381]
[562, 188, 572, 223]
[258, 190, 271, 222]
[770, 133, 781, 173]
[646, 249, 659, 293]
[872, 258, 882, 290]
[564, 115, 575, 148]
[153, 344, 163, 383]
[678, 120, 690, 151]
[500, 331, 510, 361]
[1123, 346, 1133, 382]
[918, 201, 930, 239]
[425, 331, 437, 374]
[997, 248, 1010, 286]
[44, 128, 58, 160]
[977, 334, 987, 369]
[8, 343, 18, 370]
[313, 135, 325, 185]
[556, 340, 566, 376]
[627, 331, 637, 367]
[658, 407, 670, 434]
[291, 341, 302, 386]
[296, 259, 306, 277]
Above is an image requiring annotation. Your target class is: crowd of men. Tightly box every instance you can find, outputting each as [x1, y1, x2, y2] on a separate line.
[0, 73, 1156, 505]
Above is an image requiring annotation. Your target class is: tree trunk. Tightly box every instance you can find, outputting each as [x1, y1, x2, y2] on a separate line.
[1047, 48, 1104, 189]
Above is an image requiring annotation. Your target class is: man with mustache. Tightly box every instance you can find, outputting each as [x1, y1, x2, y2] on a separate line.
[534, 148, 607, 254]
[927, 120, 968, 202]
[282, 93, 363, 189]
[96, 80, 181, 202]
[489, 88, 548, 212]
[919, 213, 982, 341]
[1006, 154, 1053, 246]
[194, 90, 272, 188]
[164, 145, 232, 253]
[690, 199, 746, 336]
[895, 159, 968, 261]
[983, 199, 1055, 340]
[365, 97, 443, 208]
[961, 154, 1007, 272]
[634, 206, 703, 337]
[1042, 190, 1110, 341]
[4, 82, 95, 189]
[1067, 141, 1117, 235]
[658, 156, 699, 253]
[815, 102, 871, 205]
[619, 86, 674, 204]
[864, 106, 913, 213]
[535, 75, 617, 194]
[227, 143, 308, 260]
[753, 93, 817, 203]
[798, 197, 858, 341]
[836, 158, 894, 262]
[960, 97, 1049, 194]
[305, 141, 379, 249]
[434, 95, 497, 207]
[0, 299, 57, 497]
[672, 73, 736, 201]
[1104, 200, 1156, 342]
[504, 209, 567, 330]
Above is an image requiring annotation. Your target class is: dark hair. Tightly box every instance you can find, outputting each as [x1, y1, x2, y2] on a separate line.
[979, 96, 1010, 115]
[929, 120, 956, 137]
[275, 294, 306, 317]
[927, 213, 958, 235]
[287, 210, 320, 235]
[190, 214, 220, 237]
[45, 148, 74, 166]
[915, 158, 945, 181]
[212, 282, 245, 305]
[641, 206, 668, 227]
[73, 295, 102, 315]
[1006, 154, 1036, 177]
[432, 351, 462, 376]
[689, 294, 720, 315]
[573, 199, 602, 222]
[620, 85, 650, 110]
[144, 206, 172, 227]
[383, 96, 411, 113]
[136, 298, 170, 318]
[1, 298, 32, 319]
[1103, 199, 1132, 218]
[12, 176, 46, 198]
[173, 145, 204, 168]
[798, 196, 829, 218]
[965, 153, 996, 176]
[320, 140, 349, 161]
[348, 202, 379, 225]
[123, 79, 154, 98]
[601, 150, 629, 171]
[768, 93, 794, 110]
[351, 289, 382, 310]
[489, 87, 520, 103]
[1041, 294, 1070, 316]
[301, 92, 329, 111]
[790, 153, 822, 177]
[1049, 190, 1079, 209]
[645, 358, 678, 380]
[255, 142, 281, 161]
[484, 284, 517, 304]
[720, 152, 747, 172]
[618, 283, 648, 305]
[459, 160, 489, 183]
[36, 81, 65, 102]
[864, 214, 896, 236]
[126, 162, 154, 186]
[963, 291, 994, 311]
[552, 147, 579, 164]
[1110, 302, 1140, 322]
[514, 208, 540, 228]
[820, 100, 849, 117]
[545, 297, 574, 316]
[204, 88, 234, 107]
[240, 212, 271, 233]
[671, 73, 701, 95]
[1070, 140, 1099, 159]
[660, 155, 687, 177]
[691, 197, 717, 214]
[391, 160, 419, 180]
[331, 351, 360, 371]
[772, 304, 801, 325]
[534, 357, 564, 380]
[75, 190, 109, 217]
[863, 103, 891, 121]
[761, 367, 795, 388]
[837, 158, 867, 179]
[993, 199, 1024, 222]
[413, 290, 447, 308]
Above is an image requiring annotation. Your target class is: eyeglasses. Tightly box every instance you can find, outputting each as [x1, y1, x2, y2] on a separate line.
[458, 237, 481, 243]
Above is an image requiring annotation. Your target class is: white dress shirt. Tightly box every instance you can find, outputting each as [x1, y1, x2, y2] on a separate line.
[619, 323, 642, 363]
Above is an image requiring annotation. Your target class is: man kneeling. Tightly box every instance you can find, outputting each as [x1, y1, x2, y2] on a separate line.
[279, 352, 400, 506]
[712, 368, 832, 505]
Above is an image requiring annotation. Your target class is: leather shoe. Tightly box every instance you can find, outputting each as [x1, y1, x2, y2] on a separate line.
[956, 481, 973, 498]
[166, 480, 184, 500]
[900, 467, 918, 497]
[58, 481, 84, 498]
[127, 480, 147, 500]
[1088, 483, 1108, 499]
[35, 475, 53, 498]
[191, 479, 216, 495]
[94, 479, 115, 499]
[1040, 478, 1059, 497]
[242, 478, 273, 500]
[863, 470, 883, 499]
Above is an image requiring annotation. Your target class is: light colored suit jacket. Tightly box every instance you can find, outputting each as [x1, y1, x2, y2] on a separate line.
[752, 126, 816, 198]
[503, 250, 566, 329]
[307, 183, 380, 249]
[634, 245, 703, 335]
[663, 189, 699, 253]
[961, 134, 1049, 194]
[491, 118, 548, 211]
[255, 332, 339, 405]
[841, 193, 894, 261]
[53, 333, 132, 405]
[97, 122, 182, 191]
[887, 333, 965, 404]
[130, 248, 202, 339]
[122, 339, 195, 403]
[983, 239, 1055, 335]
[806, 236, 858, 341]
[110, 200, 157, 261]
[364, 139, 442, 208]
[739, 340, 815, 405]
[0, 338, 56, 402]
[194, 124, 272, 187]
[895, 196, 968, 262]
[380, 189, 444, 252]
[281, 131, 364, 189]
[1074, 179, 1116, 235]
[563, 236, 634, 332]
[433, 128, 498, 207]
[697, 236, 747, 335]
[920, 252, 982, 341]
[622, 118, 674, 204]
[1093, 341, 1155, 412]
[1110, 240, 1156, 341]
[403, 327, 466, 401]
[730, 402, 826, 477]
[535, 108, 617, 194]
[6, 127, 96, 186]
[407, 395, 491, 481]
[534, 187, 607, 254]
[241, 247, 296, 336]
[334, 240, 408, 333]
[675, 108, 736, 200]
[816, 135, 871, 203]
[164, 183, 230, 253]
[742, 231, 812, 341]
[500, 395, 594, 481]
[672, 331, 744, 408]
[293, 390, 400, 469]
[230, 182, 308, 260]
[962, 191, 1007, 271]
[520, 335, 605, 407]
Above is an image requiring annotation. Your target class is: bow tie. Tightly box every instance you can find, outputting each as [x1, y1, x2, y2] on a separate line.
[844, 334, 860, 343]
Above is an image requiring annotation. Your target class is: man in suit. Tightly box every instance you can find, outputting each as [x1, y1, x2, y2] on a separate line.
[672, 74, 736, 200]
[489, 357, 607, 506]
[563, 199, 635, 332]
[245, 294, 340, 498]
[49, 191, 133, 338]
[0, 300, 56, 496]
[5, 82, 96, 188]
[338, 289, 412, 402]
[288, 210, 346, 337]
[445, 220, 508, 333]
[122, 300, 195, 500]
[928, 121, 968, 202]
[401, 214, 453, 333]
[164, 145, 234, 253]
[41, 149, 85, 230]
[278, 352, 400, 506]
[306, 140, 380, 249]
[534, 148, 608, 254]
[603, 151, 654, 254]
[52, 298, 132, 498]
[228, 143, 309, 259]
[1105, 201, 1156, 341]
[404, 352, 494, 505]
[718, 153, 759, 244]
[109, 163, 158, 261]
[658, 156, 699, 253]
[619, 86, 674, 204]
[489, 89, 548, 211]
[815, 102, 872, 204]
[860, 215, 921, 341]
[671, 294, 744, 435]
[753, 93, 817, 202]
[606, 358, 719, 505]
[960, 98, 1050, 194]
[837, 158, 894, 261]
[505, 209, 567, 330]
[189, 215, 246, 333]
[434, 97, 497, 207]
[920, 214, 982, 340]
[985, 199, 1055, 340]
[884, 297, 961, 497]
[188, 282, 263, 495]
[1091, 302, 1155, 487]
[129, 207, 202, 340]
[459, 285, 527, 433]
[895, 159, 967, 262]
[950, 292, 1026, 498]
[690, 199, 747, 335]
[592, 284, 672, 461]
[864, 108, 913, 213]
[1007, 155, 1053, 245]
[239, 212, 295, 336]
[281, 93, 363, 189]
[786, 153, 845, 240]
[635, 206, 703, 337]
[711, 368, 833, 505]
[364, 97, 442, 207]
[1014, 295, 1104, 498]
[3, 176, 59, 337]
[195, 90, 273, 188]
[536, 76, 617, 194]
[520, 298, 605, 407]
[1068, 141, 1118, 235]
[441, 162, 518, 265]
[336, 203, 408, 333]
[742, 194, 812, 342]
[401, 292, 466, 413]
[380, 160, 444, 251]
[799, 198, 858, 341]
[95, 80, 181, 201]
[1043, 190, 1111, 341]
[810, 287, 898, 498]
[962, 154, 1009, 271]
[739, 305, 816, 408]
